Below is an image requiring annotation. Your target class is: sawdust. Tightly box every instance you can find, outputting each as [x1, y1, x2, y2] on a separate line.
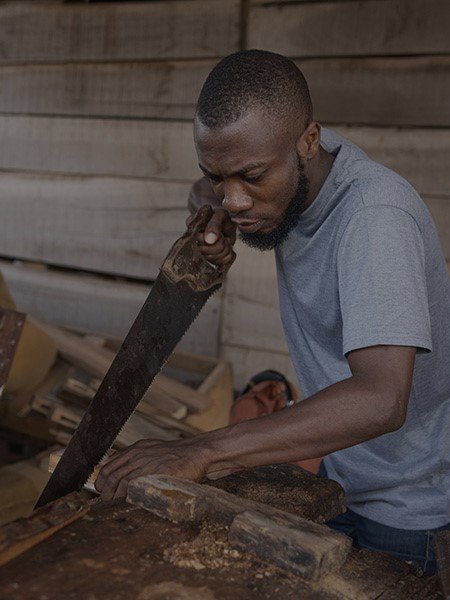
[163, 521, 276, 576]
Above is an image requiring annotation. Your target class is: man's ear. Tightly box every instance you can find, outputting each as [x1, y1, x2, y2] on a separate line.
[296, 122, 321, 162]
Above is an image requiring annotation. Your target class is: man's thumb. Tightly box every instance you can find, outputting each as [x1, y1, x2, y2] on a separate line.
[205, 232, 218, 244]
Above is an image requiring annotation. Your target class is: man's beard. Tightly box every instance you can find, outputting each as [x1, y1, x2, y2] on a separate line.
[239, 162, 309, 251]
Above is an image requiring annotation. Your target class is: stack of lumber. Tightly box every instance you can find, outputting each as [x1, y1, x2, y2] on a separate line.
[4, 320, 233, 446]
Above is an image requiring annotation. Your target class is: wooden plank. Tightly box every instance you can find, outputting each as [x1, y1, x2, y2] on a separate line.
[0, 61, 212, 120]
[0, 0, 240, 63]
[0, 117, 446, 195]
[2, 56, 448, 126]
[0, 493, 90, 567]
[0, 261, 222, 357]
[0, 172, 191, 280]
[0, 115, 200, 181]
[300, 56, 450, 127]
[248, 0, 450, 57]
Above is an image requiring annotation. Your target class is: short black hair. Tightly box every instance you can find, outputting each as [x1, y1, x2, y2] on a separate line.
[196, 50, 313, 130]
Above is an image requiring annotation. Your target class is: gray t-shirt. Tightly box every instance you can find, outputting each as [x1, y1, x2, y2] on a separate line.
[276, 127, 450, 530]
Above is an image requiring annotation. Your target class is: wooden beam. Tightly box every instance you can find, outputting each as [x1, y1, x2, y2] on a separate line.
[0, 0, 240, 63]
[248, 0, 450, 57]
[0, 260, 222, 358]
[0, 116, 446, 195]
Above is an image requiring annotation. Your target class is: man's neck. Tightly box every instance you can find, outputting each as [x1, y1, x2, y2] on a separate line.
[302, 146, 335, 213]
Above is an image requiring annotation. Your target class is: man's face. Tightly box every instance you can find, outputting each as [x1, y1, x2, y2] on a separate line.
[194, 110, 309, 250]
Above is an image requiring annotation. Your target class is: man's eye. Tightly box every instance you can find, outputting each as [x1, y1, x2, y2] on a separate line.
[243, 174, 262, 184]
[208, 175, 222, 184]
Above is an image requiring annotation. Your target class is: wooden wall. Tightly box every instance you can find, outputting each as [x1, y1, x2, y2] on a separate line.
[0, 0, 448, 389]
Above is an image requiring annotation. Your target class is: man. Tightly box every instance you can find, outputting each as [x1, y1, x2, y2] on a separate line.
[96, 51, 450, 574]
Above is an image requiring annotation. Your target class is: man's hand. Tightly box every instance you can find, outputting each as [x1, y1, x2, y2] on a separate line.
[195, 207, 237, 269]
[187, 177, 237, 269]
[95, 438, 210, 501]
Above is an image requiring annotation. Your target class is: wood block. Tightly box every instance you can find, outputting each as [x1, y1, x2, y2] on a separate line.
[229, 510, 351, 580]
[128, 474, 351, 579]
[248, 0, 450, 57]
[206, 464, 346, 523]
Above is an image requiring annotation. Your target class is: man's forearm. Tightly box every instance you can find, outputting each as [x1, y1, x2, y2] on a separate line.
[199, 374, 404, 473]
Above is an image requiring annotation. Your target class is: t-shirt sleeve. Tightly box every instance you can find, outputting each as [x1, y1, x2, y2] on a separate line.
[337, 205, 432, 356]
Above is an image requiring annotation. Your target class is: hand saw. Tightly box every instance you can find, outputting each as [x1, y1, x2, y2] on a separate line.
[35, 205, 233, 508]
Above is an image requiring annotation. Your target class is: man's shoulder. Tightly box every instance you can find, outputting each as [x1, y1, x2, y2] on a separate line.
[323, 128, 427, 221]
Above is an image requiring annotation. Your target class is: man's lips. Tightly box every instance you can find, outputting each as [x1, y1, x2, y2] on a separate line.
[232, 218, 264, 233]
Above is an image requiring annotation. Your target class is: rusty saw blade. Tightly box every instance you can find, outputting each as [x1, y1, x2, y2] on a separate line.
[35, 205, 233, 508]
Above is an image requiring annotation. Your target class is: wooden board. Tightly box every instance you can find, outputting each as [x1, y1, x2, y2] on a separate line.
[0, 261, 222, 357]
[248, 0, 450, 57]
[0, 115, 200, 181]
[0, 0, 240, 63]
[0, 172, 191, 280]
[300, 56, 450, 128]
[0, 116, 447, 195]
[1, 56, 448, 126]
[0, 60, 212, 120]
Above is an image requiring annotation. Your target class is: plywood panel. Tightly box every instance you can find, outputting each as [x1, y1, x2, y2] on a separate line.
[248, 0, 450, 57]
[0, 261, 222, 357]
[0, 172, 191, 279]
[0, 61, 212, 120]
[0, 0, 240, 63]
[300, 56, 450, 127]
[0, 116, 447, 195]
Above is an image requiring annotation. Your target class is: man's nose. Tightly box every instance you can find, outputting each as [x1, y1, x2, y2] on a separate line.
[221, 182, 253, 214]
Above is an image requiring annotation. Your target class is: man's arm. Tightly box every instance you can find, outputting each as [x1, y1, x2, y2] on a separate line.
[95, 344, 415, 500]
